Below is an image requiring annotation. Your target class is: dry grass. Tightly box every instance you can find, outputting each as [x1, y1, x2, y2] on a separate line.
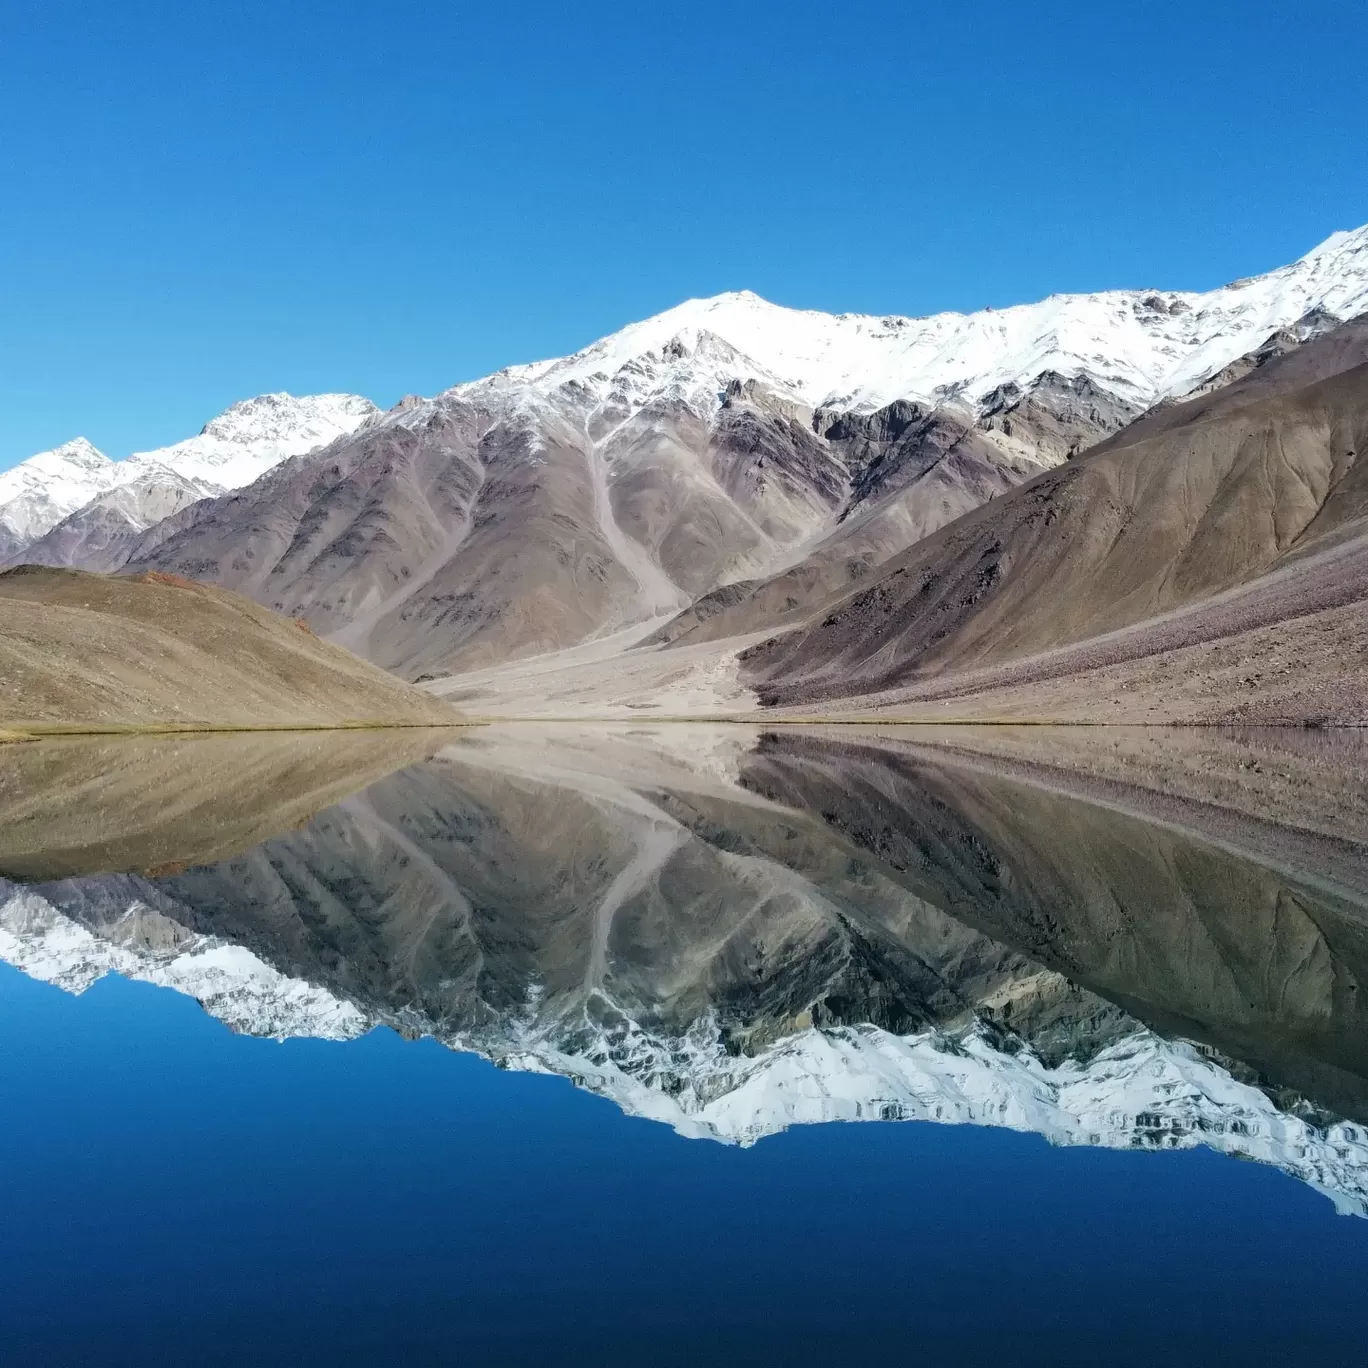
[0, 566, 463, 730]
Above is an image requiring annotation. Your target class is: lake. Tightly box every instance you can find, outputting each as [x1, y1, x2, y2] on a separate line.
[2, 723, 1367, 1365]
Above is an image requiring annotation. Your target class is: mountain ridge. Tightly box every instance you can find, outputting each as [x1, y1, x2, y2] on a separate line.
[741, 324, 1368, 714]
[0, 392, 377, 562]
[8, 225, 1368, 701]
[115, 226, 1368, 680]
[449, 224, 1368, 416]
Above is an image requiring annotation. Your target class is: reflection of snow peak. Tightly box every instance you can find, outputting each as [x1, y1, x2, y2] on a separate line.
[4, 883, 1366, 1216]
[0, 887, 366, 1041]
[494, 1010, 1368, 1216]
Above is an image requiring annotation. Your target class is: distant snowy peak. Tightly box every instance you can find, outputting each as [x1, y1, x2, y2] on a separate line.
[124, 391, 379, 489]
[198, 391, 378, 448]
[0, 392, 377, 550]
[456, 325, 798, 423]
[0, 460, 231, 573]
[452, 223, 1368, 419]
[19, 436, 113, 478]
[0, 437, 120, 545]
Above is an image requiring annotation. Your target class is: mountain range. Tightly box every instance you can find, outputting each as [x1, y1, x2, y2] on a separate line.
[4, 225, 1367, 717]
[0, 393, 376, 569]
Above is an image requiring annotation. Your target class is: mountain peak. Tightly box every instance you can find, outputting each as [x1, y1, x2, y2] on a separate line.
[1299, 223, 1368, 262]
[0, 394, 378, 554]
[121, 390, 379, 492]
[0, 438, 120, 544]
[198, 391, 379, 445]
[43, 437, 111, 467]
[450, 222, 1368, 420]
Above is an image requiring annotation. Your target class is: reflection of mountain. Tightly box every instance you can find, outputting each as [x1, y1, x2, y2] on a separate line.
[0, 729, 451, 879]
[3, 726, 1367, 1212]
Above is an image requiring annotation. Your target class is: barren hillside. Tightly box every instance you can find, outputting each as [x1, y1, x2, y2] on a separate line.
[0, 567, 461, 732]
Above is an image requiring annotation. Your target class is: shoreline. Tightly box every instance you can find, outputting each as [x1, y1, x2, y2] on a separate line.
[0, 720, 477, 743]
[3, 715, 1365, 743]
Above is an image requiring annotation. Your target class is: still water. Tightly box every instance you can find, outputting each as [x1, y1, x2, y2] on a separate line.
[2, 723, 1367, 1365]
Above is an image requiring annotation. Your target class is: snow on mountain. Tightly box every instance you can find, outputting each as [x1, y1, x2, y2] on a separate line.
[71, 463, 224, 532]
[455, 223, 1368, 418]
[4, 881, 1365, 1216]
[6, 228, 1366, 561]
[0, 392, 377, 554]
[3, 463, 229, 572]
[121, 391, 379, 489]
[456, 325, 803, 424]
[0, 438, 121, 549]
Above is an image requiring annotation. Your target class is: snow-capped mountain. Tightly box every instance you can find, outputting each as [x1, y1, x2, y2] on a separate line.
[11, 224, 1368, 677]
[70, 464, 223, 530]
[119, 391, 379, 490]
[0, 392, 376, 556]
[6, 225, 1366, 567]
[455, 223, 1368, 417]
[3, 880, 1365, 1216]
[122, 225, 1368, 679]
[9, 464, 227, 572]
[0, 438, 123, 554]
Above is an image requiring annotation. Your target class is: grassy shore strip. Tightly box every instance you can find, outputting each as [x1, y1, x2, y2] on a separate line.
[5, 718, 1359, 740]
[454, 714, 1113, 726]
[0, 720, 477, 743]
[456, 714, 1363, 727]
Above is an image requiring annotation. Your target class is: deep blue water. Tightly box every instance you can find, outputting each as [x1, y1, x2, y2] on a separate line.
[2, 963, 1367, 1367]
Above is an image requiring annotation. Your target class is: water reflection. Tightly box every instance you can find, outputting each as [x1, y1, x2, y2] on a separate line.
[3, 723, 1367, 1211]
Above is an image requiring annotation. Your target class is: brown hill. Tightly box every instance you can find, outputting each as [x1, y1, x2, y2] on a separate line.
[0, 567, 460, 733]
[742, 327, 1368, 714]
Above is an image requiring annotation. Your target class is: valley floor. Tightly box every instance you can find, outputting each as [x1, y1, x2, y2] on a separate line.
[425, 622, 768, 719]
[422, 584, 1368, 726]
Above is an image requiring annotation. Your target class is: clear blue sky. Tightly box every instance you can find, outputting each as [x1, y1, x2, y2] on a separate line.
[3, 0, 1366, 468]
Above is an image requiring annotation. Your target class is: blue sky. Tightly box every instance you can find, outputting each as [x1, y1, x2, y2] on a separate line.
[2, 0, 1366, 469]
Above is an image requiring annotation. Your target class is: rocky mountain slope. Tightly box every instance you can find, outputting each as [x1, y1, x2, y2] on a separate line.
[98, 226, 1368, 682]
[742, 318, 1368, 714]
[5, 226, 1365, 701]
[0, 393, 376, 565]
[13, 465, 222, 573]
[121, 367, 1060, 677]
[0, 566, 459, 732]
[1, 724, 1366, 1208]
[0, 438, 123, 558]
